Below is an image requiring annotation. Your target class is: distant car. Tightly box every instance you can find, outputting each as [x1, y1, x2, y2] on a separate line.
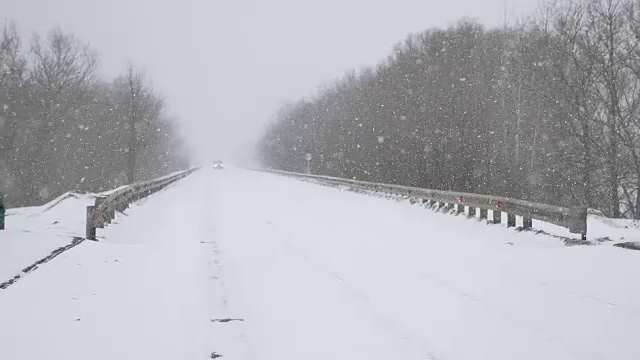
[213, 160, 224, 169]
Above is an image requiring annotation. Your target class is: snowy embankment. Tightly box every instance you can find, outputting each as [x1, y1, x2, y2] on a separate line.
[0, 192, 95, 282]
[0, 170, 194, 286]
[0, 170, 217, 360]
[301, 174, 640, 247]
[585, 213, 640, 248]
[533, 207, 640, 246]
[0, 168, 639, 360]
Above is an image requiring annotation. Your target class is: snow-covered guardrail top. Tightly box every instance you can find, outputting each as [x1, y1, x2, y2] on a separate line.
[87, 168, 199, 239]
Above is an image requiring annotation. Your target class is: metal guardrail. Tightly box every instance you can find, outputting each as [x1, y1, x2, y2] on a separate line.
[261, 169, 588, 240]
[85, 168, 198, 240]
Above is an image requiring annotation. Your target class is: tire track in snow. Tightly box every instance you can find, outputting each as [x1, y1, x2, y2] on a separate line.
[202, 170, 256, 360]
[277, 237, 443, 360]
[0, 236, 85, 290]
[275, 232, 587, 360]
[293, 234, 578, 358]
[405, 266, 573, 350]
[204, 235, 259, 360]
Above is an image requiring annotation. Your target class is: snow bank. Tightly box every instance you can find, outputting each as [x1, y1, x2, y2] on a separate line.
[1, 191, 94, 283]
[0, 170, 216, 360]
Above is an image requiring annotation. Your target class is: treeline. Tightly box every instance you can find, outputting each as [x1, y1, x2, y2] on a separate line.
[0, 24, 189, 207]
[259, 0, 640, 219]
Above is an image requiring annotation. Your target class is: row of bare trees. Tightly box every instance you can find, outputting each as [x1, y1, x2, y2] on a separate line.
[0, 24, 188, 207]
[259, 0, 640, 219]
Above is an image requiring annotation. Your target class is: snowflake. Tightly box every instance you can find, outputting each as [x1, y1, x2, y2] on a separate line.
[38, 186, 50, 200]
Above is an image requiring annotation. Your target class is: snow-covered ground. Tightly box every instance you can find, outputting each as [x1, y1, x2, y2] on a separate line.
[1, 167, 639, 360]
[0, 192, 94, 282]
[534, 207, 640, 245]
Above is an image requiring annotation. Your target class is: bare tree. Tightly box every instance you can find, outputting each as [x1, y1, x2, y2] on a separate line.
[258, 1, 640, 218]
[112, 66, 165, 183]
[0, 25, 25, 164]
[0, 23, 188, 207]
[23, 28, 98, 202]
[581, 0, 632, 217]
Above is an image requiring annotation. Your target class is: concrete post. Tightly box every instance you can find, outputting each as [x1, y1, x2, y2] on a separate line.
[468, 207, 476, 217]
[479, 208, 488, 220]
[523, 217, 533, 229]
[492, 210, 502, 224]
[94, 197, 106, 229]
[568, 206, 588, 239]
[86, 206, 96, 240]
[507, 213, 516, 228]
[442, 203, 453, 213]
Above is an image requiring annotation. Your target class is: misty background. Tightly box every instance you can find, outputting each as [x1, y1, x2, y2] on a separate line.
[7, 0, 640, 220]
[3, 0, 536, 164]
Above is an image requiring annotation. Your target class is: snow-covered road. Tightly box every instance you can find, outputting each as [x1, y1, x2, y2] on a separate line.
[1, 168, 639, 360]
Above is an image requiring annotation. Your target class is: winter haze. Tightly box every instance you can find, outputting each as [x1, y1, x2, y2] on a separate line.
[3, 0, 537, 165]
[4, 1, 640, 359]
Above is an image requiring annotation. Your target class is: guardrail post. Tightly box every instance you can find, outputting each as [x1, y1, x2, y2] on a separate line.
[456, 204, 465, 215]
[569, 206, 588, 240]
[479, 208, 488, 220]
[507, 213, 516, 228]
[94, 197, 106, 228]
[523, 217, 533, 229]
[0, 194, 4, 230]
[442, 203, 453, 213]
[468, 206, 476, 217]
[492, 210, 501, 224]
[86, 205, 96, 240]
[108, 208, 115, 223]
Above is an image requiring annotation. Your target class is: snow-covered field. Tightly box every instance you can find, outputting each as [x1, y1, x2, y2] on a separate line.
[1, 167, 639, 360]
[0, 192, 94, 282]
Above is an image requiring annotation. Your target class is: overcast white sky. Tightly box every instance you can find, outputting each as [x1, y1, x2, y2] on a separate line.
[3, 0, 539, 164]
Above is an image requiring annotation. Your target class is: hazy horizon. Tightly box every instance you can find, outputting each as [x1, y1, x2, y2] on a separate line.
[3, 0, 539, 166]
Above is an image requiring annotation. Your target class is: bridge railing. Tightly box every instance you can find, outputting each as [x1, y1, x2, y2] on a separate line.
[85, 168, 198, 240]
[261, 169, 588, 239]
